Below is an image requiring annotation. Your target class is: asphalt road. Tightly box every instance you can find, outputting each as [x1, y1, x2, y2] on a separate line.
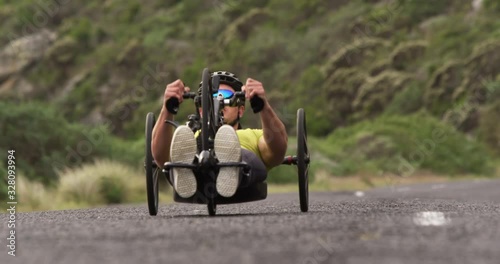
[1, 179, 500, 264]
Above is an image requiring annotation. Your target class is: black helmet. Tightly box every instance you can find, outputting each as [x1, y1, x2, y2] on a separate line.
[198, 71, 243, 92]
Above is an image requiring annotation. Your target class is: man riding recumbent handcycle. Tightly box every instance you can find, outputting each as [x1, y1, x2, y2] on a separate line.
[144, 68, 309, 216]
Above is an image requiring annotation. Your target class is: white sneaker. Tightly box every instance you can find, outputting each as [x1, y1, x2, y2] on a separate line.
[214, 125, 241, 197]
[170, 125, 197, 198]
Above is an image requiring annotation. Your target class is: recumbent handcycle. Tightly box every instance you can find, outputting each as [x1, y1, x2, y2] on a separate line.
[144, 68, 310, 216]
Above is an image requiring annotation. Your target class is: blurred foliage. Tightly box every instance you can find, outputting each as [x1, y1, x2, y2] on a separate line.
[484, 0, 500, 13]
[318, 112, 494, 176]
[385, 81, 424, 115]
[0, 163, 7, 202]
[58, 160, 146, 206]
[478, 101, 500, 155]
[0, 102, 144, 185]
[394, 0, 469, 28]
[99, 176, 127, 204]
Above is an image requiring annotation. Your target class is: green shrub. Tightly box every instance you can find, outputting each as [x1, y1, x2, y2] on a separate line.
[268, 165, 299, 184]
[396, 0, 455, 27]
[60, 74, 99, 121]
[427, 16, 485, 60]
[13, 3, 35, 28]
[26, 61, 66, 95]
[99, 176, 127, 204]
[46, 36, 79, 64]
[268, 137, 316, 184]
[218, 8, 271, 48]
[67, 17, 94, 48]
[0, 101, 83, 184]
[58, 160, 144, 205]
[0, 163, 7, 205]
[484, 0, 500, 13]
[424, 61, 464, 115]
[322, 68, 367, 131]
[0, 101, 144, 185]
[390, 41, 427, 71]
[485, 78, 500, 103]
[351, 3, 400, 38]
[321, 38, 389, 76]
[385, 81, 424, 115]
[478, 101, 500, 155]
[17, 173, 56, 211]
[122, 1, 141, 23]
[142, 28, 170, 48]
[352, 71, 412, 119]
[295, 66, 332, 135]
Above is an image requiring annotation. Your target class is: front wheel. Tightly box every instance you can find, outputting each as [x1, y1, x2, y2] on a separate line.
[200, 68, 213, 151]
[200, 68, 218, 215]
[208, 198, 216, 216]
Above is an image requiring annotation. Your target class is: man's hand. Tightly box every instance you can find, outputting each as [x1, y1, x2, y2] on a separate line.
[243, 77, 288, 168]
[163, 79, 190, 106]
[242, 78, 267, 102]
[152, 79, 190, 167]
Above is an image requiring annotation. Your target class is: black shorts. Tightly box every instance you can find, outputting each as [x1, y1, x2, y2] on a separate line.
[239, 148, 267, 188]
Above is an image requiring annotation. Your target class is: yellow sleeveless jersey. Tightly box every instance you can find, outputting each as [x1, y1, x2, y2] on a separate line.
[236, 129, 264, 160]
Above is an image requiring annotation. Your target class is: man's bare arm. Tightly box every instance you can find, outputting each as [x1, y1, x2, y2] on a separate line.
[151, 106, 174, 167]
[151, 79, 189, 167]
[258, 101, 288, 168]
[242, 78, 288, 168]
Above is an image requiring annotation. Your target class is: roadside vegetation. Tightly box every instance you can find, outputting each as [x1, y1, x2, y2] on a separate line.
[0, 0, 498, 210]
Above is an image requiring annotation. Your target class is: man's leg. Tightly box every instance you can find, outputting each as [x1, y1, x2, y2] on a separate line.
[170, 125, 197, 198]
[239, 149, 267, 188]
[214, 125, 241, 197]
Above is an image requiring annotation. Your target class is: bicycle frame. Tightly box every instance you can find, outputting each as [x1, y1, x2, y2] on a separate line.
[146, 67, 308, 216]
[162, 68, 250, 215]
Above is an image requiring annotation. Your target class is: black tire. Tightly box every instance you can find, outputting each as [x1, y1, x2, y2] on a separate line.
[297, 108, 309, 212]
[200, 68, 217, 215]
[145, 112, 159, 216]
[201, 68, 212, 151]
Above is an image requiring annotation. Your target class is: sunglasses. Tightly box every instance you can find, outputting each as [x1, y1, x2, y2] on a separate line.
[213, 89, 234, 99]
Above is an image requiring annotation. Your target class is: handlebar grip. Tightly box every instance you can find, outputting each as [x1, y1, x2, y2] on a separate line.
[233, 92, 264, 113]
[166, 92, 197, 114]
[250, 96, 264, 113]
[183, 92, 196, 99]
[166, 97, 180, 114]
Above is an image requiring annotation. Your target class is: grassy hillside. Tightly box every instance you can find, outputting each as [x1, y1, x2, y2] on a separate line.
[1, 0, 499, 208]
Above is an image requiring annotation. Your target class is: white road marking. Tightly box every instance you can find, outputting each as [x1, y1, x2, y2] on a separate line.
[354, 191, 365, 197]
[413, 211, 451, 226]
[431, 184, 445, 190]
[396, 187, 410, 192]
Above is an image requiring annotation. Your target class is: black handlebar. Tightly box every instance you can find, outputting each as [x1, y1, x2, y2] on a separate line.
[166, 92, 196, 114]
[233, 92, 264, 113]
[250, 96, 264, 113]
[166, 91, 264, 114]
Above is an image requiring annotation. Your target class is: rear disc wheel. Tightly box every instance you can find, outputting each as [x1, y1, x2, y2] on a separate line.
[297, 108, 309, 212]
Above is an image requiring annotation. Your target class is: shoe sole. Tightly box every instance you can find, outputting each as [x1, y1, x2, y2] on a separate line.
[170, 125, 197, 198]
[214, 125, 241, 197]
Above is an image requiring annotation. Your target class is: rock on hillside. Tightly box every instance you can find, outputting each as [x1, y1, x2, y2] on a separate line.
[0, 30, 57, 82]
